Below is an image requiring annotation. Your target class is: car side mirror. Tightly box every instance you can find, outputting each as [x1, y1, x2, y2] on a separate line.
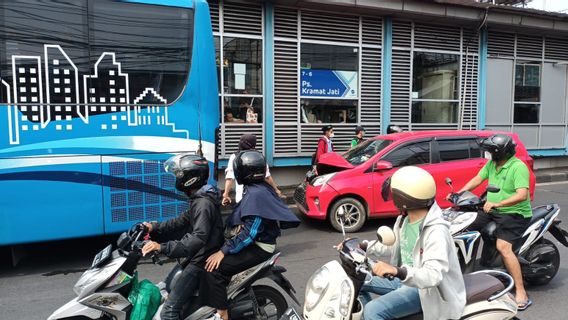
[487, 185, 500, 193]
[373, 160, 393, 172]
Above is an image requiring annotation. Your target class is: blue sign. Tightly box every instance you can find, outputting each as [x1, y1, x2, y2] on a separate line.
[300, 69, 358, 99]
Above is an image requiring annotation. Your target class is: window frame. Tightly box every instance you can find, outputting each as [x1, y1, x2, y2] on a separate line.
[381, 138, 433, 168]
[513, 61, 541, 124]
[214, 33, 264, 125]
[410, 49, 461, 124]
[432, 137, 482, 163]
[298, 40, 361, 124]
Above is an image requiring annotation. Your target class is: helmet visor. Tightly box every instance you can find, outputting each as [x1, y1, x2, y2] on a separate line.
[164, 154, 184, 176]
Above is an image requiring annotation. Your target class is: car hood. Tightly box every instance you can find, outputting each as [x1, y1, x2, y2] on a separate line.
[317, 152, 355, 175]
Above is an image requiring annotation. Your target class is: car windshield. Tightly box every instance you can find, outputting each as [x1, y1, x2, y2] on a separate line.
[344, 139, 392, 165]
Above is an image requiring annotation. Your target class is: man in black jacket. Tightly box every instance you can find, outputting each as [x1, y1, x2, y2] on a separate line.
[141, 154, 224, 320]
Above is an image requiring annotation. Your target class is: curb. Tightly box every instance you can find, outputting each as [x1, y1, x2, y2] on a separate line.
[535, 168, 568, 184]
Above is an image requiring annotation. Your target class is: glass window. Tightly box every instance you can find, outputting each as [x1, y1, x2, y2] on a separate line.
[514, 103, 539, 123]
[514, 63, 540, 124]
[222, 37, 262, 95]
[214, 36, 221, 93]
[438, 140, 471, 162]
[301, 99, 357, 123]
[223, 96, 262, 124]
[300, 43, 359, 124]
[515, 64, 540, 102]
[343, 139, 392, 165]
[383, 141, 431, 167]
[469, 140, 482, 158]
[411, 101, 458, 123]
[0, 0, 88, 125]
[412, 52, 459, 123]
[89, 0, 193, 105]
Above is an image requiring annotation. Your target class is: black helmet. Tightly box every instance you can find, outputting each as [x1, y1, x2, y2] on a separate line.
[387, 124, 403, 134]
[164, 153, 209, 193]
[479, 134, 516, 161]
[355, 125, 365, 134]
[322, 124, 333, 133]
[234, 150, 266, 185]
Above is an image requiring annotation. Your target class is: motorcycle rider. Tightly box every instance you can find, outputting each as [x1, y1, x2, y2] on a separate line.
[453, 134, 533, 310]
[140, 153, 224, 320]
[202, 150, 300, 320]
[361, 166, 466, 320]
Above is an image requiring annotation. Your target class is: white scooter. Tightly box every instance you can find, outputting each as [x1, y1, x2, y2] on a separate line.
[280, 213, 519, 320]
[48, 223, 298, 320]
[445, 178, 568, 285]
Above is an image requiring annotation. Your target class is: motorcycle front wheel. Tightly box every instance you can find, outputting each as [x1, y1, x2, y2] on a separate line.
[252, 285, 288, 319]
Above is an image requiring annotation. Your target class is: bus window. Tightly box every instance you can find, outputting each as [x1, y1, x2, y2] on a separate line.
[89, 0, 193, 106]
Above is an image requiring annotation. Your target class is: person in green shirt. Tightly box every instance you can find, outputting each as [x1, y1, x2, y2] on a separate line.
[350, 125, 365, 149]
[455, 133, 532, 311]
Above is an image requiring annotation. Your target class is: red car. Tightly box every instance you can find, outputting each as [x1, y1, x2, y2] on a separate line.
[294, 130, 536, 232]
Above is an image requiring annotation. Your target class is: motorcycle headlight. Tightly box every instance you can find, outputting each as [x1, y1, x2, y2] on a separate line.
[305, 266, 331, 311]
[311, 173, 336, 187]
[339, 280, 353, 316]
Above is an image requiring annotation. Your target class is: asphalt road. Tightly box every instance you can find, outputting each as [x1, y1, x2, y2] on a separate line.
[2, 181, 568, 320]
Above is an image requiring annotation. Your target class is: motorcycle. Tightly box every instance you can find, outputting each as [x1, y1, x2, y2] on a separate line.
[48, 223, 298, 320]
[445, 178, 568, 285]
[280, 212, 519, 320]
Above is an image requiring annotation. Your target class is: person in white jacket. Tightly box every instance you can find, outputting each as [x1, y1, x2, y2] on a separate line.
[361, 166, 466, 320]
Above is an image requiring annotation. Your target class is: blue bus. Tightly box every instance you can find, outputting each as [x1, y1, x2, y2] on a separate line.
[0, 0, 219, 245]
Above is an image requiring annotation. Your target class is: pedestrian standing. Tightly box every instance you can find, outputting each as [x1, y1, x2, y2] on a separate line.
[313, 125, 334, 166]
[351, 125, 365, 149]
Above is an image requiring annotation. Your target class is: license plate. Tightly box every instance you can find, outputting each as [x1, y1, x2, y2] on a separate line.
[91, 244, 113, 268]
[279, 308, 303, 320]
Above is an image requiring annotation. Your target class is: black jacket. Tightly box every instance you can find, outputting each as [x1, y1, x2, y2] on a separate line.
[150, 185, 224, 267]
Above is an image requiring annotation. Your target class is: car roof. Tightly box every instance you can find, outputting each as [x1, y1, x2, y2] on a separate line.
[374, 129, 517, 141]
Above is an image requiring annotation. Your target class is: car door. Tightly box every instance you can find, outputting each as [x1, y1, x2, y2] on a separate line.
[429, 137, 487, 208]
[371, 139, 433, 216]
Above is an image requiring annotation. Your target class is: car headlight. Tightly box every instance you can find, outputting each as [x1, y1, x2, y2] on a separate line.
[339, 279, 353, 316]
[305, 266, 331, 311]
[311, 173, 336, 187]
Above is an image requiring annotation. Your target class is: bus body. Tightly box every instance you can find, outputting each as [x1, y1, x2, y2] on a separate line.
[0, 0, 219, 245]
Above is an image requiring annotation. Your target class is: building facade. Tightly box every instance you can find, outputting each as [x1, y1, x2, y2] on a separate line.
[211, 0, 568, 172]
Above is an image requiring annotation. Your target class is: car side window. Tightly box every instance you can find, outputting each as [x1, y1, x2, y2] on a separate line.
[438, 138, 482, 162]
[383, 141, 431, 167]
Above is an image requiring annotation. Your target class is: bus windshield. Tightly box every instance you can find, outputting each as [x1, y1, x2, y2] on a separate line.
[343, 139, 392, 165]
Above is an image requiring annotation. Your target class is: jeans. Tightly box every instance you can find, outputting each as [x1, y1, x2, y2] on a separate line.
[161, 264, 201, 320]
[360, 276, 421, 320]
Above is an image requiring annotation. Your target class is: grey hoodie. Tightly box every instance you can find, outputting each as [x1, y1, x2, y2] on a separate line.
[367, 202, 466, 320]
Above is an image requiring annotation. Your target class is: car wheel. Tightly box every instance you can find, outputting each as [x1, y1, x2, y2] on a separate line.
[329, 197, 367, 233]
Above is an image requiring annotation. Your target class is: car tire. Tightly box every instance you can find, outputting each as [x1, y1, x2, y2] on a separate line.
[329, 197, 367, 233]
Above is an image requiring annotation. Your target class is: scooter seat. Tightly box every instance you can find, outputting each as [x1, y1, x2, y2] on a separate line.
[463, 272, 504, 305]
[530, 204, 558, 225]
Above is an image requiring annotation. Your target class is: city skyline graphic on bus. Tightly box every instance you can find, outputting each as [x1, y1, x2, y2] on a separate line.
[1, 44, 189, 145]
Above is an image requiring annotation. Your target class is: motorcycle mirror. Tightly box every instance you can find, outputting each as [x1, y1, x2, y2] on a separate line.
[376, 226, 396, 246]
[487, 185, 500, 193]
[116, 232, 130, 250]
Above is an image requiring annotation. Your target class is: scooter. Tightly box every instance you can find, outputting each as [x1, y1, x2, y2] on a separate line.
[48, 223, 298, 320]
[445, 178, 568, 285]
[280, 212, 519, 320]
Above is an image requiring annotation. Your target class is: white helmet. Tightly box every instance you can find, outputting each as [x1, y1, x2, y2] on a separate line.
[390, 166, 436, 211]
